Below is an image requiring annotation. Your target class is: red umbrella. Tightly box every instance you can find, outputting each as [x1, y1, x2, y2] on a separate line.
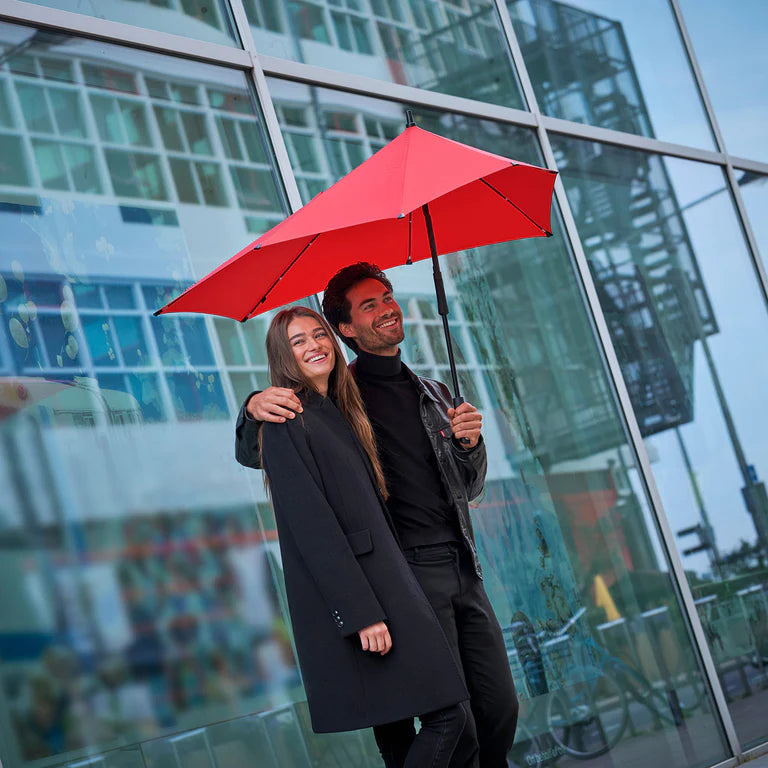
[156, 111, 557, 407]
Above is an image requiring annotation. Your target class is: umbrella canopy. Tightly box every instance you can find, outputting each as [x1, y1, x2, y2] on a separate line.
[155, 119, 557, 322]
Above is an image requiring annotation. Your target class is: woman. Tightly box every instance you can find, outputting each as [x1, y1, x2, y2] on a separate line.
[259, 306, 469, 767]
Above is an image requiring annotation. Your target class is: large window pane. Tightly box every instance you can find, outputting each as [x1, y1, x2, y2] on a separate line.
[266, 80, 730, 767]
[737, 170, 768, 268]
[0, 22, 309, 768]
[16, 0, 239, 47]
[246, 0, 526, 110]
[679, 0, 768, 161]
[553, 134, 768, 750]
[508, 0, 715, 148]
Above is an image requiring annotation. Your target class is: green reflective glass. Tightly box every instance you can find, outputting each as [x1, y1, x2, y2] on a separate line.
[737, 171, 768, 267]
[0, 23, 301, 767]
[0, 135, 31, 185]
[105, 150, 168, 200]
[16, 0, 240, 47]
[0, 79, 13, 127]
[247, 0, 525, 110]
[83, 315, 120, 366]
[113, 316, 150, 367]
[17, 82, 54, 132]
[33, 139, 69, 190]
[508, 0, 715, 148]
[679, 0, 768, 162]
[553, 134, 768, 750]
[49, 88, 86, 138]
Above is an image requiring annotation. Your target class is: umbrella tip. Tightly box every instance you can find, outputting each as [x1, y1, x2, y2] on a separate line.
[405, 109, 415, 128]
[152, 308, 162, 316]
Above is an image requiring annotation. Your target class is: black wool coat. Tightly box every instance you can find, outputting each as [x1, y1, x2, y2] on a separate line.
[257, 392, 468, 733]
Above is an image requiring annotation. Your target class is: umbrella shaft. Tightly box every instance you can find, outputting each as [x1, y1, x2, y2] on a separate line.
[440, 312, 464, 408]
[422, 203, 463, 408]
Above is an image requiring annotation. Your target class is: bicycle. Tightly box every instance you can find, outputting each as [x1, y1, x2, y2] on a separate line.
[506, 608, 706, 760]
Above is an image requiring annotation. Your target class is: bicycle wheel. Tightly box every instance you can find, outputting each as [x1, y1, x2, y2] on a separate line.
[545, 666, 628, 759]
[507, 721, 553, 767]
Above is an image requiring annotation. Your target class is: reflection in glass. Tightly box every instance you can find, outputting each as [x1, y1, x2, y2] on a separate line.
[507, 0, 715, 148]
[266, 80, 729, 766]
[0, 21, 309, 767]
[737, 170, 768, 269]
[553, 135, 768, 749]
[247, 0, 525, 110]
[679, 0, 768, 162]
[16, 0, 239, 46]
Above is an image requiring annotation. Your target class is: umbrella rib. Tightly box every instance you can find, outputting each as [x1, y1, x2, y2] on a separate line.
[240, 234, 320, 322]
[480, 178, 552, 236]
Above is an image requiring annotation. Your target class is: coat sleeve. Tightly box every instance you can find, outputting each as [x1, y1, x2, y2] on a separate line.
[261, 420, 386, 638]
[235, 391, 263, 469]
[451, 436, 487, 502]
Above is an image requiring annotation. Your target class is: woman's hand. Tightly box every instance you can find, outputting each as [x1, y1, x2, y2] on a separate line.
[358, 622, 392, 655]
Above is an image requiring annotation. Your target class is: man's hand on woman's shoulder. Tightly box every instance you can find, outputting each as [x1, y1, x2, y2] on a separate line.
[245, 387, 303, 423]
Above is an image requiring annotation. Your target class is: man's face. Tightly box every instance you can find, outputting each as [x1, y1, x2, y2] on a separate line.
[338, 277, 404, 356]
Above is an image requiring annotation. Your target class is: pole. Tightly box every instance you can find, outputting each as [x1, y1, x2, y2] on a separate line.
[421, 202, 464, 410]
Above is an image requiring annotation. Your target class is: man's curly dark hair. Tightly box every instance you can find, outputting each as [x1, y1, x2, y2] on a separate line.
[322, 262, 392, 353]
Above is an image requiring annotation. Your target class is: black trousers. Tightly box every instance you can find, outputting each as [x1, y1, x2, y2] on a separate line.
[375, 702, 468, 768]
[374, 543, 518, 768]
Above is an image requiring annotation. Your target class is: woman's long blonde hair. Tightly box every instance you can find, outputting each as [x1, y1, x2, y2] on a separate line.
[261, 306, 388, 499]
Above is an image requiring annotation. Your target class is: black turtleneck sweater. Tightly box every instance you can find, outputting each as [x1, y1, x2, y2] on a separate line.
[354, 350, 460, 549]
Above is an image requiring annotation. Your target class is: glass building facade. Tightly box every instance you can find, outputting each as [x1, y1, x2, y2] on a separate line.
[0, 1, 766, 767]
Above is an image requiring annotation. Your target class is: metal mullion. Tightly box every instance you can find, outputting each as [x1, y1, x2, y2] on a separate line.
[78, 67, 115, 196]
[171, 100, 209, 204]
[203, 314, 240, 415]
[226, 0, 304, 212]
[728, 156, 768, 175]
[495, 0, 742, 758]
[490, 0, 538, 116]
[4, 72, 40, 192]
[667, 0, 768, 312]
[725, 164, 768, 304]
[743, 742, 768, 763]
[0, 0, 252, 68]
[667, 0, 726, 155]
[137, 284, 178, 424]
[709, 758, 738, 768]
[140, 82, 181, 208]
[541, 116, 726, 165]
[258, 53, 538, 127]
[225, 1, 329, 351]
[208, 112, 241, 212]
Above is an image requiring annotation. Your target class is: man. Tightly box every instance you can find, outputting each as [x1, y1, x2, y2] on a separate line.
[235, 263, 518, 767]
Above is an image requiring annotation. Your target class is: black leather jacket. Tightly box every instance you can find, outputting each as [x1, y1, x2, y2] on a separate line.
[235, 361, 488, 578]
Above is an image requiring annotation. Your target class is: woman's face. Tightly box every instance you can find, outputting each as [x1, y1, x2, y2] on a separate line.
[287, 315, 335, 394]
